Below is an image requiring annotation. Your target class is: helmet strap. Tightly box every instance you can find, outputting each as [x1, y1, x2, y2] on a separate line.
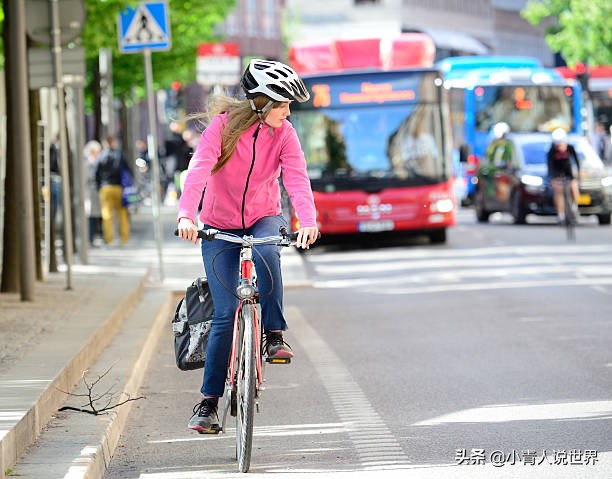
[249, 98, 274, 121]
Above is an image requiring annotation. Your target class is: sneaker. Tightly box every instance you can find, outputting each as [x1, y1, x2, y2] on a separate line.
[571, 202, 579, 216]
[265, 331, 294, 359]
[188, 397, 219, 433]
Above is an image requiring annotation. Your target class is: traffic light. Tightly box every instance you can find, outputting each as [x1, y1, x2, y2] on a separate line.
[575, 62, 590, 95]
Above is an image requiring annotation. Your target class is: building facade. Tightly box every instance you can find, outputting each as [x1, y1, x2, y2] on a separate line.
[220, 0, 287, 62]
[283, 0, 555, 66]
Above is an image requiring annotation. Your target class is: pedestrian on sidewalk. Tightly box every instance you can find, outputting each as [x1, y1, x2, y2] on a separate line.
[176, 59, 319, 434]
[49, 134, 62, 231]
[95, 135, 131, 245]
[591, 121, 611, 164]
[84, 140, 103, 246]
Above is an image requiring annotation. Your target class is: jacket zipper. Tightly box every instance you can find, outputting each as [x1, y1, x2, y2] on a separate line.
[241, 123, 262, 229]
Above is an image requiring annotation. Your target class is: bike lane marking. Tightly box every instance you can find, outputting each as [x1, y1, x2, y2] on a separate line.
[286, 306, 413, 471]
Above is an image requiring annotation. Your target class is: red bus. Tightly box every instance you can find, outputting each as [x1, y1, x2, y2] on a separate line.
[556, 65, 612, 132]
[286, 34, 455, 244]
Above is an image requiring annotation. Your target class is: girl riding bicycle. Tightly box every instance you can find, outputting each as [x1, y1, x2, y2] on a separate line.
[547, 128, 580, 224]
[176, 59, 319, 433]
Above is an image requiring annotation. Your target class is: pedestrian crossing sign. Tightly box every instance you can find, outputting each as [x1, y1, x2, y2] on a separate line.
[118, 1, 171, 53]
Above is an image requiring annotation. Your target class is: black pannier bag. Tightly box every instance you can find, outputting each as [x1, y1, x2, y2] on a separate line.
[172, 277, 214, 371]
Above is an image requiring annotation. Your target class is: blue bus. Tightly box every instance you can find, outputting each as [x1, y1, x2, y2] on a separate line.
[438, 56, 582, 204]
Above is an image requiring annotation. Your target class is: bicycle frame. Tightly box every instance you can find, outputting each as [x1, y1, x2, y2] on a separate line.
[220, 247, 262, 445]
[228, 246, 264, 392]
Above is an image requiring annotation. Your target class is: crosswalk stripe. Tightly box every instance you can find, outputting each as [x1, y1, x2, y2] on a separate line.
[306, 244, 612, 295]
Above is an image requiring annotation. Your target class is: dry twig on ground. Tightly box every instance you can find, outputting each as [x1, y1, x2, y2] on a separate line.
[57, 361, 145, 415]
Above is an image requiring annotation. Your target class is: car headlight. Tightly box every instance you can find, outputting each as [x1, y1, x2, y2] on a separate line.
[602, 176, 612, 187]
[521, 174, 544, 187]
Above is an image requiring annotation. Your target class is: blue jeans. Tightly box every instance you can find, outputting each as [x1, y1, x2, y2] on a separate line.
[200, 214, 288, 397]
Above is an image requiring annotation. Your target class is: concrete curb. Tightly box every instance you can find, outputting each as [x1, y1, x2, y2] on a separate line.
[10, 287, 174, 479]
[77, 291, 174, 479]
[0, 273, 148, 478]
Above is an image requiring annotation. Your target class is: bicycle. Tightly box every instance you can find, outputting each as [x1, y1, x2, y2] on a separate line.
[192, 226, 298, 473]
[554, 176, 577, 241]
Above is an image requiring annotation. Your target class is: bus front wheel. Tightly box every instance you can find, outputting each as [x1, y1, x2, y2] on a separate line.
[429, 229, 447, 244]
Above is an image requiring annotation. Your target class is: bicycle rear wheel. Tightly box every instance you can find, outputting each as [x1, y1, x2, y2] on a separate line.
[236, 303, 256, 472]
[563, 181, 575, 241]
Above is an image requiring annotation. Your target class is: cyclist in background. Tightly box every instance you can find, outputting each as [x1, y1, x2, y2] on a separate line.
[176, 59, 319, 433]
[547, 128, 580, 224]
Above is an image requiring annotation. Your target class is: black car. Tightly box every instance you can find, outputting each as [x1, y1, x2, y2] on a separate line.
[474, 133, 612, 225]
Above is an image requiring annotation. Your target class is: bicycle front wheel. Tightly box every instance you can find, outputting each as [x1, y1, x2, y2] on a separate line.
[236, 303, 256, 472]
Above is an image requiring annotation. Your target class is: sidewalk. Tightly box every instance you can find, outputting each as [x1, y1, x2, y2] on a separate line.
[0, 204, 310, 479]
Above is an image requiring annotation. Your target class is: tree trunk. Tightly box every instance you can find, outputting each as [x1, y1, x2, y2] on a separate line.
[1, 101, 20, 292]
[1, 2, 20, 293]
[93, 61, 102, 143]
[1, 0, 37, 298]
[119, 92, 132, 165]
[29, 88, 43, 281]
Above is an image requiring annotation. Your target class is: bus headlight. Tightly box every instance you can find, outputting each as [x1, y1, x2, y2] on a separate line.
[430, 198, 454, 213]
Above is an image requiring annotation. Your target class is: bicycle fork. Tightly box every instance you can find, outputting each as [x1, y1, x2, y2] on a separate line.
[220, 301, 264, 432]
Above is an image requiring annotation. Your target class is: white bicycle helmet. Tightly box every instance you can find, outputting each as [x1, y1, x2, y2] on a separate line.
[241, 59, 310, 104]
[492, 122, 510, 140]
[551, 128, 568, 145]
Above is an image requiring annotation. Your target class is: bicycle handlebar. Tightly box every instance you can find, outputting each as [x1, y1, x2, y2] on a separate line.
[200, 228, 297, 246]
[174, 227, 316, 247]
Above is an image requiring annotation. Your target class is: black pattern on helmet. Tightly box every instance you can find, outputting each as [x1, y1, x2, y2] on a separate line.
[241, 59, 310, 103]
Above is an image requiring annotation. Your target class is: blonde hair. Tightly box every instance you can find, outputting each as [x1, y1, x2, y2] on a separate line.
[189, 95, 283, 174]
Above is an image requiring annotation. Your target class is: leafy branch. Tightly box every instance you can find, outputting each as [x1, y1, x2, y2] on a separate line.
[57, 362, 145, 415]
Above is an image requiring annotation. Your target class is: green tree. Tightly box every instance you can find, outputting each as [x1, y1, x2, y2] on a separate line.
[0, 0, 235, 295]
[82, 0, 235, 108]
[0, 0, 236, 114]
[522, 0, 612, 66]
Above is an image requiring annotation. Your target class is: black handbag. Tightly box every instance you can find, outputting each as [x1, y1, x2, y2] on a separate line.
[172, 277, 214, 371]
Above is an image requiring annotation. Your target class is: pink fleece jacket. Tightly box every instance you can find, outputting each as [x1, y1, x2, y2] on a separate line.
[177, 113, 316, 230]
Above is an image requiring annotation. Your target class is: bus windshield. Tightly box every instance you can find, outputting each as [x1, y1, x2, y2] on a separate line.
[475, 85, 574, 133]
[294, 104, 444, 183]
[290, 72, 447, 191]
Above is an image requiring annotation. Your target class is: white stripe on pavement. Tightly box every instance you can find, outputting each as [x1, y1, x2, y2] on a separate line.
[287, 306, 413, 471]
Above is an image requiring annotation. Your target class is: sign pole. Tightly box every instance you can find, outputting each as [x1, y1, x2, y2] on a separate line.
[118, 1, 170, 282]
[143, 47, 164, 282]
[50, 0, 74, 290]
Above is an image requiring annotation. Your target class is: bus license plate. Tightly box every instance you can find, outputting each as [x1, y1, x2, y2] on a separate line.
[577, 194, 591, 205]
[358, 220, 394, 232]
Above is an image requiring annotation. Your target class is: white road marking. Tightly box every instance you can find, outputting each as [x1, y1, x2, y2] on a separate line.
[287, 306, 413, 470]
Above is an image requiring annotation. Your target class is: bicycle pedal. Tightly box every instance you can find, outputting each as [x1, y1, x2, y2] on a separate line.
[266, 357, 291, 364]
[197, 424, 221, 435]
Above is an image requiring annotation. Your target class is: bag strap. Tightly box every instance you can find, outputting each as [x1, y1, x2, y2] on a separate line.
[195, 277, 207, 302]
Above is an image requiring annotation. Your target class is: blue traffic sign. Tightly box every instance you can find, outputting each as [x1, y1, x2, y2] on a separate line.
[118, 1, 171, 53]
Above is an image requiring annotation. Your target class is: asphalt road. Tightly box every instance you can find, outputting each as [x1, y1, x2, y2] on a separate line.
[103, 208, 612, 478]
